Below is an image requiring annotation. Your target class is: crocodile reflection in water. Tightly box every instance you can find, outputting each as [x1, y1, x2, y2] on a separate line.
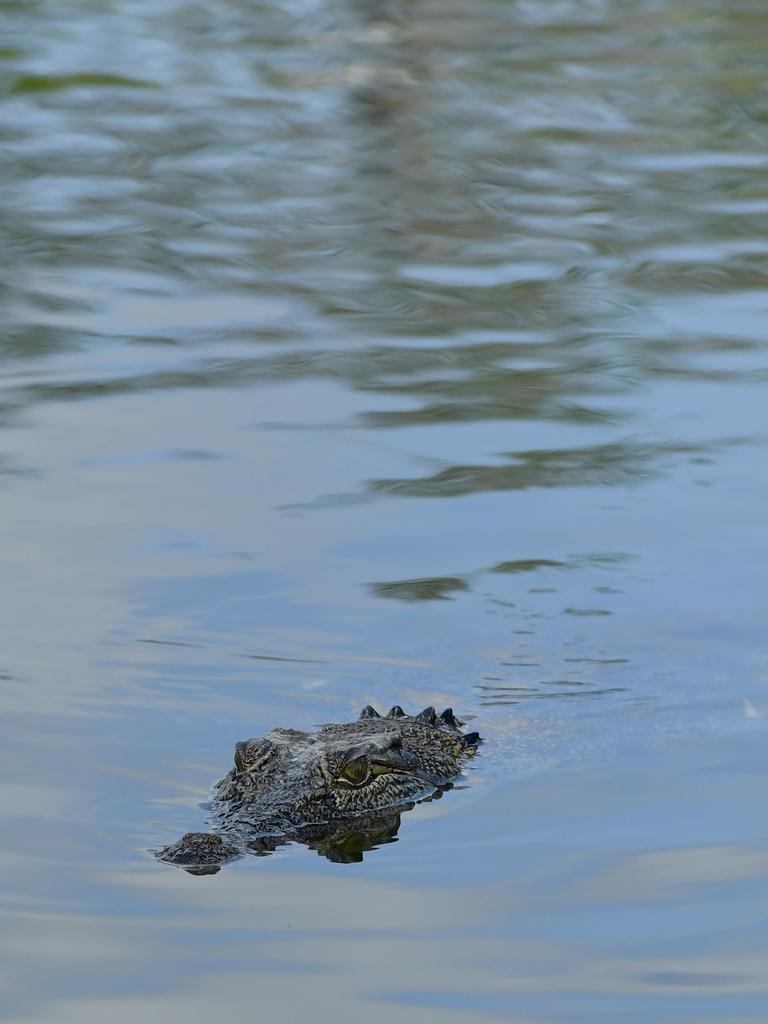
[158, 705, 481, 874]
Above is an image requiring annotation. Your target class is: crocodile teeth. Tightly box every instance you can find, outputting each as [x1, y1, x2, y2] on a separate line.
[415, 706, 437, 724]
[387, 705, 406, 718]
[359, 705, 381, 719]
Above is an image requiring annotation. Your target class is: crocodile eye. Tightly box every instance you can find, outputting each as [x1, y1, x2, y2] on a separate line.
[339, 755, 370, 786]
[233, 739, 276, 774]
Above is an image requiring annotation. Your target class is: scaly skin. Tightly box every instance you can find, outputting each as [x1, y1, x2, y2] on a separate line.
[158, 705, 481, 872]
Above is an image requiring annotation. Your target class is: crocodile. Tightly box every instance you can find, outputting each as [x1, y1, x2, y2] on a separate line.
[158, 704, 481, 873]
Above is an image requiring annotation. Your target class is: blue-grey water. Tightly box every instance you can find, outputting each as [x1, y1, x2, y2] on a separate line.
[1, 0, 767, 1021]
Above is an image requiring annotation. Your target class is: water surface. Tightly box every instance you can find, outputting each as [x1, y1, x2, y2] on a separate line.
[0, 0, 766, 1021]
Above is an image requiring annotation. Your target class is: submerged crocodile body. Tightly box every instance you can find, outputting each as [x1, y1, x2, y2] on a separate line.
[158, 704, 481, 872]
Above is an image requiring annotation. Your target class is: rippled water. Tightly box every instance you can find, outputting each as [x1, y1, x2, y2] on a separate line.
[1, 0, 767, 1020]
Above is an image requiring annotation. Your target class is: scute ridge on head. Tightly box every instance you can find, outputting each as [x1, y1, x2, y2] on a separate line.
[356, 704, 470, 734]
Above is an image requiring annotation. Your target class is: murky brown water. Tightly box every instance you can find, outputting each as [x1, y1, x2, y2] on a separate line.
[0, 0, 766, 1021]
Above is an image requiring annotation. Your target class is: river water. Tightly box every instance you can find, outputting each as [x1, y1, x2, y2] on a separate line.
[1, 0, 766, 1021]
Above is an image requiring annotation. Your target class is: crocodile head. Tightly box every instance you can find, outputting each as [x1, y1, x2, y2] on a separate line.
[157, 705, 480, 872]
